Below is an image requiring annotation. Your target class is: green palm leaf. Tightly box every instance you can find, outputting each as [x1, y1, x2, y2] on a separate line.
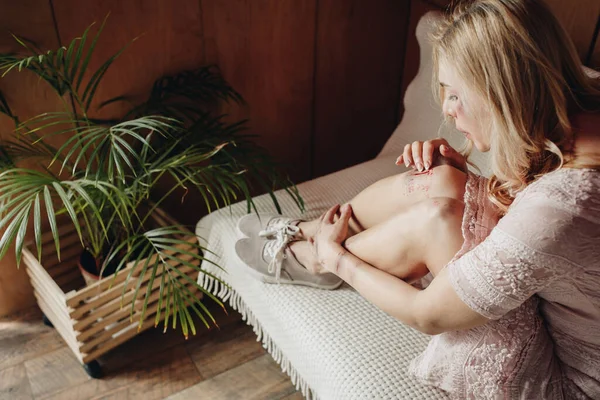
[0, 16, 305, 338]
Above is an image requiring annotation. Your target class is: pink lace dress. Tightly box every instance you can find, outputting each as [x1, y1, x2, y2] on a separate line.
[409, 168, 600, 399]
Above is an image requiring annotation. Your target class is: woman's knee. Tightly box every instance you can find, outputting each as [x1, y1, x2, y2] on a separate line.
[418, 197, 465, 272]
[395, 164, 467, 201]
[429, 164, 467, 200]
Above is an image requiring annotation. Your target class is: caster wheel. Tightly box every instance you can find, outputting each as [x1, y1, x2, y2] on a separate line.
[83, 360, 103, 379]
[42, 314, 54, 328]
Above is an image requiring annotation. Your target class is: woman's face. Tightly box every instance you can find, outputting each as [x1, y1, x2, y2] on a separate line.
[438, 62, 491, 152]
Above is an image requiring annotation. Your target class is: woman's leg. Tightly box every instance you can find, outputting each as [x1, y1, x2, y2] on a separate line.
[342, 197, 465, 282]
[298, 164, 467, 238]
[289, 164, 468, 281]
[289, 196, 465, 282]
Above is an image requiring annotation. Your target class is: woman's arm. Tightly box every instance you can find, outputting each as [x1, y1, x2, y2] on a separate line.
[334, 247, 488, 335]
[312, 203, 488, 334]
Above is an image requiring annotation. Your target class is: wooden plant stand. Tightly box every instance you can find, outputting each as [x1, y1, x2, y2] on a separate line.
[22, 209, 203, 378]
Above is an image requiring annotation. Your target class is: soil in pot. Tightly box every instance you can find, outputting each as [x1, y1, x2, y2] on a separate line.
[78, 249, 122, 286]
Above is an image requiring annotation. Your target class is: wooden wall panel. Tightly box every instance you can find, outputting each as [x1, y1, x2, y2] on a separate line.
[312, 0, 409, 177]
[0, 0, 61, 317]
[200, 0, 317, 185]
[545, 0, 600, 63]
[590, 18, 600, 68]
[50, 0, 210, 225]
[51, 0, 205, 119]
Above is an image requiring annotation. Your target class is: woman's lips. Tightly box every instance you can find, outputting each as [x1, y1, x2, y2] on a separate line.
[458, 128, 470, 139]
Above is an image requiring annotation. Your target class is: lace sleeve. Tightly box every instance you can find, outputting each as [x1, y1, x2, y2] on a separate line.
[447, 189, 579, 320]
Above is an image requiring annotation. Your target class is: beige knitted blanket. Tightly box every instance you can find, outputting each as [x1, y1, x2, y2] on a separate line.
[196, 154, 449, 399]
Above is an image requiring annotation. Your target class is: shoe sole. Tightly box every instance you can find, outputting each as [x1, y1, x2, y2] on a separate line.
[240, 260, 344, 290]
[234, 236, 343, 291]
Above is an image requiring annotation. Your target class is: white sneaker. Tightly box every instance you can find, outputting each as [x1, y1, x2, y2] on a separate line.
[235, 214, 343, 290]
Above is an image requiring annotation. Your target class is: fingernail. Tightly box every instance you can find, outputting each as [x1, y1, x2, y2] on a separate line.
[416, 162, 423, 171]
[395, 156, 401, 165]
[424, 162, 431, 170]
[405, 160, 410, 167]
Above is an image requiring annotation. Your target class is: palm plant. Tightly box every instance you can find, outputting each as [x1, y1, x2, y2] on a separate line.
[0, 19, 304, 337]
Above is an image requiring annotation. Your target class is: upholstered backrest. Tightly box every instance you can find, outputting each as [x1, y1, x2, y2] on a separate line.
[378, 11, 493, 176]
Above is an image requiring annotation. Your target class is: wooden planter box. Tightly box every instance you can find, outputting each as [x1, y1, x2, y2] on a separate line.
[22, 208, 203, 377]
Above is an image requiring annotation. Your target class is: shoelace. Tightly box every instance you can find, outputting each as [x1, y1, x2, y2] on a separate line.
[258, 219, 300, 282]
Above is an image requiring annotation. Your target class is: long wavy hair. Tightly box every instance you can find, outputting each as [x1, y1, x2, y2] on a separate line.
[431, 0, 600, 212]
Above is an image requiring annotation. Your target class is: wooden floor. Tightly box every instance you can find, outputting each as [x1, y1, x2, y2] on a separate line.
[0, 304, 302, 400]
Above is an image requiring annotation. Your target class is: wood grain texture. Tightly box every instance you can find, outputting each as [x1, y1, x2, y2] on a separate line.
[279, 392, 306, 400]
[186, 319, 266, 379]
[200, 0, 317, 184]
[0, 0, 62, 317]
[24, 347, 90, 398]
[41, 345, 202, 400]
[168, 354, 298, 400]
[1, 304, 300, 400]
[51, 0, 205, 119]
[0, 289, 64, 371]
[545, 0, 600, 63]
[94, 299, 239, 373]
[0, 363, 32, 400]
[49, 0, 210, 226]
[312, 0, 410, 177]
[590, 17, 600, 68]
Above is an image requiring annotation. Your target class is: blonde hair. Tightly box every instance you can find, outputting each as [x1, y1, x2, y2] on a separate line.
[431, 0, 600, 213]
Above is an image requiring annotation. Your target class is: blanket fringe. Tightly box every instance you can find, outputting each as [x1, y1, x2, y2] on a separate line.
[199, 270, 319, 400]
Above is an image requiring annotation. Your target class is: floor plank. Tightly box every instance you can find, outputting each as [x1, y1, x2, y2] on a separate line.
[95, 301, 240, 374]
[167, 354, 298, 400]
[1, 305, 302, 400]
[0, 363, 33, 400]
[279, 392, 305, 400]
[24, 347, 90, 399]
[186, 319, 266, 379]
[42, 345, 202, 400]
[0, 308, 65, 370]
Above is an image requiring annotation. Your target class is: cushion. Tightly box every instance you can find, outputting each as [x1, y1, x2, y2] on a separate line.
[196, 155, 446, 399]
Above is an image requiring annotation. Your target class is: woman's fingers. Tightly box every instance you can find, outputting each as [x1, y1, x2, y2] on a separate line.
[422, 140, 435, 170]
[440, 144, 467, 171]
[403, 144, 413, 168]
[411, 141, 424, 171]
[340, 204, 352, 223]
[396, 138, 466, 171]
[323, 204, 340, 224]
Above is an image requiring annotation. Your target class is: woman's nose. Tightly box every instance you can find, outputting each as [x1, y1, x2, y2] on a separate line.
[443, 99, 456, 119]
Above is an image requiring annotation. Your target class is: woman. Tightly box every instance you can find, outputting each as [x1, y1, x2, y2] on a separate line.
[235, 0, 600, 397]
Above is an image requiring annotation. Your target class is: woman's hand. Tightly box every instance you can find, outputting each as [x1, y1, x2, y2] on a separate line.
[396, 138, 467, 172]
[309, 204, 353, 275]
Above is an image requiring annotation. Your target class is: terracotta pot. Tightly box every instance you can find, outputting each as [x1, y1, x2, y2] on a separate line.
[77, 249, 120, 286]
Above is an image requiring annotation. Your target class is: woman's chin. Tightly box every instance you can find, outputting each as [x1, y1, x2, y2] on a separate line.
[473, 141, 491, 152]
